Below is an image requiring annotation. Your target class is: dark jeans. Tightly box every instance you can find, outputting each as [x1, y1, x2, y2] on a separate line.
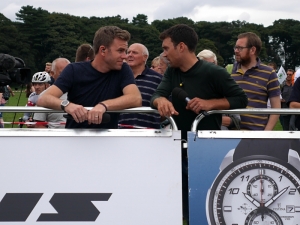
[281, 115, 291, 131]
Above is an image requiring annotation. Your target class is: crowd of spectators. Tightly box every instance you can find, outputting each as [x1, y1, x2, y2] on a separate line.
[2, 23, 300, 225]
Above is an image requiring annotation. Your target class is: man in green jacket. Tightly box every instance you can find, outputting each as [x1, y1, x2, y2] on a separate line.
[150, 24, 248, 224]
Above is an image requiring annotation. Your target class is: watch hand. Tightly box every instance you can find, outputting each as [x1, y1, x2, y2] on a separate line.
[260, 176, 264, 207]
[243, 192, 260, 207]
[260, 178, 265, 220]
[260, 178, 264, 194]
[265, 186, 289, 207]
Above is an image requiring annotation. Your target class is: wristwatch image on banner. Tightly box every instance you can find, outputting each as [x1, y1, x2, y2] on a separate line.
[206, 139, 300, 225]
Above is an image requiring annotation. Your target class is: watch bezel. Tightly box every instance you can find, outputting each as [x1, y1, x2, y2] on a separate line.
[60, 100, 70, 111]
[207, 154, 300, 225]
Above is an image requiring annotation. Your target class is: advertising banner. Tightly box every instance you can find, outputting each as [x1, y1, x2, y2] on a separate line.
[0, 129, 182, 225]
[188, 131, 300, 225]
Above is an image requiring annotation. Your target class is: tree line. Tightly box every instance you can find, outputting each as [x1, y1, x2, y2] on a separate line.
[1, 5, 300, 73]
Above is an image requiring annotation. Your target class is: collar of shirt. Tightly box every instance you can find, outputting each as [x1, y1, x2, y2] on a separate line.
[135, 65, 150, 79]
[235, 57, 261, 75]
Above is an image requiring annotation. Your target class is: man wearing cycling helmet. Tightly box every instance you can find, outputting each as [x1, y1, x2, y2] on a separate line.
[37, 26, 142, 129]
[32, 72, 51, 95]
[33, 58, 70, 128]
[23, 72, 51, 128]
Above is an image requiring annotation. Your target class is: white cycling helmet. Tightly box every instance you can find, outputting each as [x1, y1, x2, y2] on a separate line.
[32, 71, 51, 83]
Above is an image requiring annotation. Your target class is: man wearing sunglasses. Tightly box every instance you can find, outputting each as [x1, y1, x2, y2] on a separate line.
[231, 32, 281, 130]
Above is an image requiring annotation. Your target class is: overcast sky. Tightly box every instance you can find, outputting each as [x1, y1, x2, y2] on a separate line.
[1, 0, 300, 27]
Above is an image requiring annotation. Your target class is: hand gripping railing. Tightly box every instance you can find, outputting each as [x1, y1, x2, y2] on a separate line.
[191, 108, 300, 132]
[0, 106, 178, 130]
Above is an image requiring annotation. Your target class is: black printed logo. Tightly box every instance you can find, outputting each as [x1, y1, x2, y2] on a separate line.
[0, 193, 112, 222]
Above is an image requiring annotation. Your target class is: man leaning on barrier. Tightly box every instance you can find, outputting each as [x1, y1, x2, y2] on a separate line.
[37, 26, 142, 128]
[150, 24, 248, 225]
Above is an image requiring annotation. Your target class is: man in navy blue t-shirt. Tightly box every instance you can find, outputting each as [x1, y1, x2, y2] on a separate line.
[37, 26, 142, 128]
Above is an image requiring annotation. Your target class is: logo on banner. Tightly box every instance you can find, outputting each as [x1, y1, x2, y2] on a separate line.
[0, 193, 112, 222]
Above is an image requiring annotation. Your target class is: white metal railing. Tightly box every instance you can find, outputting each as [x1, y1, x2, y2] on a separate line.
[2, 107, 300, 132]
[191, 108, 300, 132]
[0, 106, 178, 130]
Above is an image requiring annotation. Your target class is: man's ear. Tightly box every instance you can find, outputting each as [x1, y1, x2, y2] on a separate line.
[50, 71, 55, 77]
[178, 42, 186, 52]
[250, 46, 257, 56]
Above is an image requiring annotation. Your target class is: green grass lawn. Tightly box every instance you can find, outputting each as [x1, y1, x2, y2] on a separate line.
[2, 88, 28, 128]
[273, 120, 283, 131]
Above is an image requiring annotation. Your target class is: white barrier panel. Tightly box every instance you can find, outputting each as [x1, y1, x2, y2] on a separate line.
[0, 129, 182, 225]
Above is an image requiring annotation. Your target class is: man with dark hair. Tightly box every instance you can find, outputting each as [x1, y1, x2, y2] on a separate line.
[280, 69, 294, 130]
[37, 26, 142, 128]
[267, 62, 277, 71]
[150, 24, 248, 224]
[231, 32, 281, 130]
[75, 44, 95, 62]
[288, 76, 300, 130]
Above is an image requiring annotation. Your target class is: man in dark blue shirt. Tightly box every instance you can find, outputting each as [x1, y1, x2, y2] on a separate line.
[37, 26, 142, 128]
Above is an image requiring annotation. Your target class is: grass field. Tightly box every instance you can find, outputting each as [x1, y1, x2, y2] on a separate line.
[273, 119, 283, 131]
[2, 88, 28, 128]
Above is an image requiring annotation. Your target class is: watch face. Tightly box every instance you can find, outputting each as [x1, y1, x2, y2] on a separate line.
[62, 100, 69, 107]
[207, 155, 300, 225]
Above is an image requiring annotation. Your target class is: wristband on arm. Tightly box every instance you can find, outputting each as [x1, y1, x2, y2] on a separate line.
[98, 102, 107, 112]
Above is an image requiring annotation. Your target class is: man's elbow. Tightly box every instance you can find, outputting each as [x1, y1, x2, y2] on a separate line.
[232, 96, 248, 109]
[240, 92, 249, 107]
[290, 102, 298, 108]
[242, 97, 248, 108]
[128, 93, 142, 107]
[135, 95, 142, 107]
[36, 95, 45, 107]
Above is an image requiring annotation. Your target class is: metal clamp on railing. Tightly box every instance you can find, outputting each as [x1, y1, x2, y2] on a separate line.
[0, 106, 178, 130]
[191, 108, 300, 132]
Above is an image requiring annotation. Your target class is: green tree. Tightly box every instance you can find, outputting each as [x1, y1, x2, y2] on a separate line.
[0, 13, 36, 72]
[4, 5, 300, 75]
[132, 14, 148, 27]
[267, 19, 300, 69]
[16, 5, 51, 71]
[0, 13, 18, 54]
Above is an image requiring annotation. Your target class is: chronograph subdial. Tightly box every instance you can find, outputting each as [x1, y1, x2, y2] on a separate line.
[246, 174, 278, 204]
[245, 208, 283, 225]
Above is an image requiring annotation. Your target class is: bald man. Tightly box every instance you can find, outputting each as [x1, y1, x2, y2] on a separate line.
[119, 43, 163, 129]
[50, 58, 70, 81]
